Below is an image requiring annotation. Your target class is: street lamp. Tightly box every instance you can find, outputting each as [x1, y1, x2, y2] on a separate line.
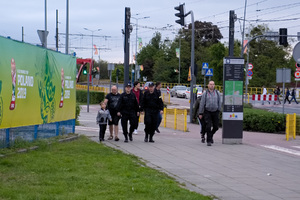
[83, 28, 101, 113]
[83, 28, 101, 60]
[131, 16, 149, 81]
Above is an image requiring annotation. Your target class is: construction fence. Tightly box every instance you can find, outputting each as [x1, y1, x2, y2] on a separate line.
[139, 108, 188, 132]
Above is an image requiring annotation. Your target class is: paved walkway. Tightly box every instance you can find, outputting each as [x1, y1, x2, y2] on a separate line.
[76, 105, 300, 200]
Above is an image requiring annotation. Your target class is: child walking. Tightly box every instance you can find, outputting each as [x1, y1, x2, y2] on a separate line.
[96, 101, 112, 142]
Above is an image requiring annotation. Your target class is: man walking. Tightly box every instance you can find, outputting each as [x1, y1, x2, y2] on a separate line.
[117, 83, 139, 142]
[155, 81, 162, 133]
[198, 81, 221, 146]
[104, 85, 121, 141]
[290, 88, 298, 104]
[141, 82, 164, 143]
[284, 87, 291, 104]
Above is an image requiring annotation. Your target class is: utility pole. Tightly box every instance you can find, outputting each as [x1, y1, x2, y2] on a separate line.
[229, 10, 235, 57]
[44, 0, 47, 48]
[65, 0, 69, 54]
[56, 9, 59, 51]
[22, 27, 24, 42]
[123, 7, 131, 90]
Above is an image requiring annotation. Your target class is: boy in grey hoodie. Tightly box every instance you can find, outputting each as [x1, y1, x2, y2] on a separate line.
[96, 101, 112, 142]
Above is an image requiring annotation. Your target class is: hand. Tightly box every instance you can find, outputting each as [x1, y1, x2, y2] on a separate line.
[160, 110, 163, 115]
[137, 112, 140, 116]
[199, 114, 203, 119]
[117, 112, 121, 116]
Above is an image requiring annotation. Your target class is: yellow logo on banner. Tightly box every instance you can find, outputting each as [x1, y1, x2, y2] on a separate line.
[188, 67, 191, 81]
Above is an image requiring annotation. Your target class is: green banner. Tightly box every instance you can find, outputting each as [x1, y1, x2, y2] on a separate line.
[0, 36, 76, 129]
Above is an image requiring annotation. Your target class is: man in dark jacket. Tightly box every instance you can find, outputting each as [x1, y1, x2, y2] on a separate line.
[141, 82, 164, 143]
[117, 83, 139, 142]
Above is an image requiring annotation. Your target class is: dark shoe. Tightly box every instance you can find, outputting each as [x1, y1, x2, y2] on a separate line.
[201, 138, 205, 143]
[211, 139, 214, 144]
[124, 139, 128, 143]
[114, 137, 119, 141]
[207, 142, 212, 146]
[144, 138, 148, 142]
[149, 139, 155, 143]
[129, 136, 133, 141]
[156, 129, 160, 133]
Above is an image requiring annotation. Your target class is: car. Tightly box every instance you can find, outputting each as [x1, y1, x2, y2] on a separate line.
[185, 86, 203, 99]
[143, 81, 153, 91]
[170, 85, 187, 98]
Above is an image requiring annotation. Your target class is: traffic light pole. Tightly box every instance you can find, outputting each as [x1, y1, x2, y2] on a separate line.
[87, 72, 90, 113]
[185, 10, 195, 123]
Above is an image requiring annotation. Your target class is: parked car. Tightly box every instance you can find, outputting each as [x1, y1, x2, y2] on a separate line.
[185, 86, 203, 99]
[170, 85, 187, 98]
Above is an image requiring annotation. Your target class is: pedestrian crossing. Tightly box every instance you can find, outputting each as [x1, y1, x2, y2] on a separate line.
[261, 145, 300, 156]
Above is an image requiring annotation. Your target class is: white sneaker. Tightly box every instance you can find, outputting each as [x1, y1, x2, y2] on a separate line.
[133, 129, 138, 135]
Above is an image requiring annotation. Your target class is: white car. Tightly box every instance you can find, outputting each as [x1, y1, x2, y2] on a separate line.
[185, 86, 203, 99]
[170, 86, 187, 98]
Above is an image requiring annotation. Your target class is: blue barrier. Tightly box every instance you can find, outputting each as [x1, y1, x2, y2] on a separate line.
[0, 119, 75, 148]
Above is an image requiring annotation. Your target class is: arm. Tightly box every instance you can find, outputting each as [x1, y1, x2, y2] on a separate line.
[96, 111, 100, 124]
[198, 92, 206, 119]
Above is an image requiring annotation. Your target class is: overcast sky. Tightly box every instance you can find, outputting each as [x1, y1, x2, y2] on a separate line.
[1, 0, 300, 63]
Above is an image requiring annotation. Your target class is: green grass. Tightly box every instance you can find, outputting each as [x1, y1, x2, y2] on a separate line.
[0, 136, 211, 200]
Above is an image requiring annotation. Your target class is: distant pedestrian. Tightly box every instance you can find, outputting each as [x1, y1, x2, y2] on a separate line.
[132, 81, 143, 134]
[198, 81, 221, 146]
[117, 83, 140, 142]
[262, 86, 269, 105]
[274, 86, 281, 104]
[104, 85, 121, 141]
[290, 88, 298, 104]
[96, 101, 112, 142]
[284, 88, 291, 104]
[155, 81, 162, 133]
[141, 82, 164, 143]
[193, 95, 206, 143]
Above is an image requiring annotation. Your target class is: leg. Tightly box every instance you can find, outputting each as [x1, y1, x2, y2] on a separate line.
[156, 112, 162, 133]
[128, 114, 137, 141]
[114, 125, 119, 141]
[204, 111, 213, 145]
[199, 117, 206, 143]
[108, 125, 113, 139]
[121, 115, 129, 142]
[149, 113, 158, 142]
[144, 112, 151, 142]
[211, 111, 220, 143]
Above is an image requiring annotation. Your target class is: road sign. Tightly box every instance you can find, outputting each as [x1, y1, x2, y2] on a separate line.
[293, 42, 300, 64]
[202, 62, 209, 69]
[248, 63, 253, 70]
[295, 71, 300, 78]
[247, 70, 253, 77]
[205, 68, 213, 76]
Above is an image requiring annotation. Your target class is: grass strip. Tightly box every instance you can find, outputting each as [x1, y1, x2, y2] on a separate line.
[0, 135, 211, 200]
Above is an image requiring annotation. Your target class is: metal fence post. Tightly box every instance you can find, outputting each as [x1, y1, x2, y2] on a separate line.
[184, 109, 187, 132]
[163, 108, 167, 128]
[174, 109, 177, 130]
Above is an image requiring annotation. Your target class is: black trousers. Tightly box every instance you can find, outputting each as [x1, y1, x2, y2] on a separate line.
[144, 111, 158, 140]
[204, 110, 219, 143]
[121, 113, 137, 139]
[99, 124, 107, 140]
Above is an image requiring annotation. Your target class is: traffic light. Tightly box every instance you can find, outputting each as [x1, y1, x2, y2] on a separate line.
[279, 28, 288, 47]
[174, 4, 185, 26]
[82, 64, 87, 75]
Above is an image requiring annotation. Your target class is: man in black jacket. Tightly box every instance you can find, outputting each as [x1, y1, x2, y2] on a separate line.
[117, 83, 139, 142]
[141, 82, 164, 143]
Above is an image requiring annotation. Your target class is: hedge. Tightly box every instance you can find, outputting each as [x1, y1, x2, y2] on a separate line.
[76, 90, 105, 104]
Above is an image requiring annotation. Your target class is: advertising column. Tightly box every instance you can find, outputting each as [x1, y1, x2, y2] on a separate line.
[222, 57, 244, 144]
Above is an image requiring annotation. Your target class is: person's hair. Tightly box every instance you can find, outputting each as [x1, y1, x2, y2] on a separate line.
[156, 81, 161, 87]
[100, 101, 106, 106]
[133, 81, 140, 87]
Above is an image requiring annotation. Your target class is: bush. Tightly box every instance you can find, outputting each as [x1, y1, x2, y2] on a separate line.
[76, 90, 105, 104]
[75, 103, 81, 125]
[243, 108, 285, 133]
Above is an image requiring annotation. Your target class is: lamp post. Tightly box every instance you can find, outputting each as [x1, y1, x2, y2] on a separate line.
[83, 28, 101, 113]
[131, 16, 149, 81]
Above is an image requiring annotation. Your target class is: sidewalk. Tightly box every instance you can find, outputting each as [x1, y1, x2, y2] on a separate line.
[76, 105, 300, 200]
